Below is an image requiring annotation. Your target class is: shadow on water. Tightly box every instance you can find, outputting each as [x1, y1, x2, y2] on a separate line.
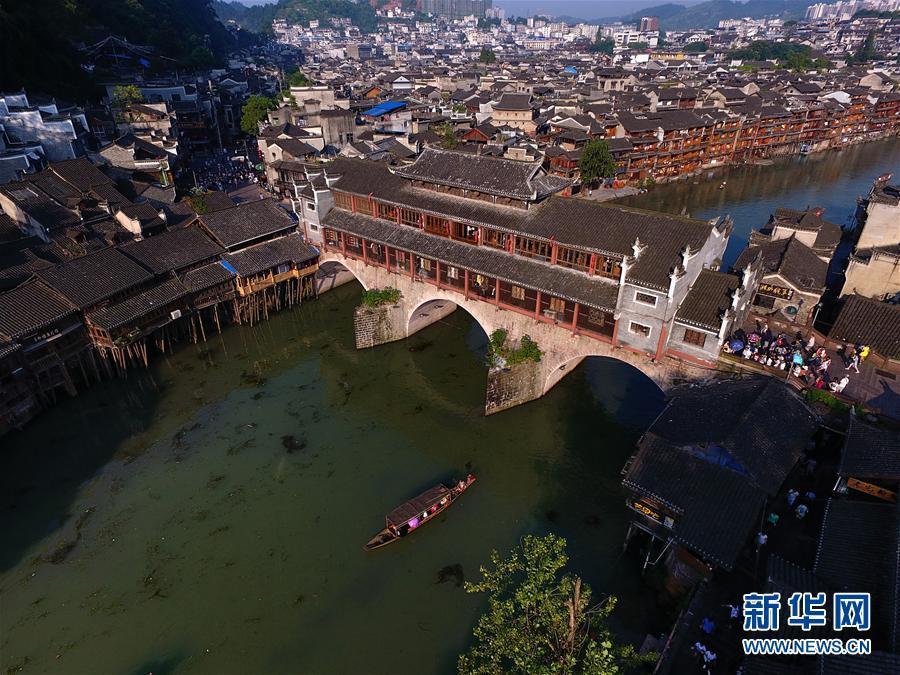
[0, 373, 165, 572]
[0, 282, 366, 575]
[531, 357, 668, 643]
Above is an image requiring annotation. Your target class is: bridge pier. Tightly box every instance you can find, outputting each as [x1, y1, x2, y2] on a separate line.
[485, 362, 543, 415]
[353, 297, 457, 349]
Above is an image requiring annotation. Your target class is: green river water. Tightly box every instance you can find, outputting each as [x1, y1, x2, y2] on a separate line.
[1, 282, 666, 675]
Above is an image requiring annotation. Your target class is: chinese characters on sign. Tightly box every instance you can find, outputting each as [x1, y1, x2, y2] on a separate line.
[757, 283, 794, 301]
[629, 499, 675, 529]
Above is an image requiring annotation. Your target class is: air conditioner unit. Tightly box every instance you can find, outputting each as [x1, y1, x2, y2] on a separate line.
[170, 309, 182, 320]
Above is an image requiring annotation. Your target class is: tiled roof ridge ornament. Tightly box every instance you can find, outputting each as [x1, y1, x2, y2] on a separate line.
[632, 236, 645, 259]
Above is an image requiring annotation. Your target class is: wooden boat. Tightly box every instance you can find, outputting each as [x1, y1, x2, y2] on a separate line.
[364, 474, 476, 551]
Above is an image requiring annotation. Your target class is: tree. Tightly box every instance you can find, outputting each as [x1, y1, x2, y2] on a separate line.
[185, 45, 216, 69]
[187, 189, 209, 215]
[112, 84, 143, 108]
[479, 47, 496, 64]
[112, 85, 144, 123]
[728, 41, 810, 63]
[629, 42, 650, 51]
[592, 30, 615, 56]
[436, 122, 458, 150]
[683, 41, 708, 53]
[285, 67, 312, 87]
[855, 31, 876, 63]
[579, 139, 618, 187]
[240, 95, 276, 136]
[280, 89, 298, 108]
[657, 30, 667, 47]
[458, 534, 653, 674]
[782, 51, 811, 72]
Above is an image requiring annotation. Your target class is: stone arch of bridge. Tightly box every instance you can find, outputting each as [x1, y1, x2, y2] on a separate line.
[317, 259, 369, 291]
[406, 295, 494, 342]
[542, 351, 668, 397]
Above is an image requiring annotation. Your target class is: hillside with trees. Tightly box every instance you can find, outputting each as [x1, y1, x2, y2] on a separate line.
[728, 40, 831, 70]
[214, 0, 379, 33]
[623, 0, 809, 29]
[1, 0, 247, 99]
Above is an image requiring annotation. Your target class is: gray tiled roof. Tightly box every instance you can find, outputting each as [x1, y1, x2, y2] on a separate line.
[48, 157, 112, 191]
[330, 158, 722, 292]
[25, 171, 81, 204]
[675, 269, 739, 331]
[121, 226, 224, 274]
[0, 181, 81, 231]
[199, 199, 296, 250]
[623, 433, 765, 570]
[223, 234, 317, 277]
[37, 246, 154, 309]
[324, 209, 620, 312]
[0, 279, 77, 340]
[86, 278, 187, 331]
[493, 93, 532, 111]
[734, 236, 826, 292]
[830, 294, 900, 360]
[648, 378, 818, 495]
[202, 191, 236, 213]
[181, 261, 235, 292]
[838, 416, 900, 480]
[814, 499, 899, 651]
[769, 207, 841, 253]
[0, 242, 60, 288]
[392, 148, 568, 201]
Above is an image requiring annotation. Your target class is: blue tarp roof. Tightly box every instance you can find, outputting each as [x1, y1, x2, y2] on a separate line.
[363, 100, 406, 117]
[563, 66, 578, 74]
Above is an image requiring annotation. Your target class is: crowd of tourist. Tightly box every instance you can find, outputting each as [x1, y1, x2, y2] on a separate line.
[721, 322, 870, 395]
[192, 149, 259, 192]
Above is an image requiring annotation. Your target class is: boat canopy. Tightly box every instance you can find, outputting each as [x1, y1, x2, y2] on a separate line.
[386, 485, 451, 527]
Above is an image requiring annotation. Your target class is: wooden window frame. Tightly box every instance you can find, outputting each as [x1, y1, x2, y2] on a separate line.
[515, 236, 552, 261]
[556, 246, 590, 273]
[629, 321, 652, 338]
[549, 296, 566, 313]
[333, 191, 353, 210]
[682, 328, 708, 348]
